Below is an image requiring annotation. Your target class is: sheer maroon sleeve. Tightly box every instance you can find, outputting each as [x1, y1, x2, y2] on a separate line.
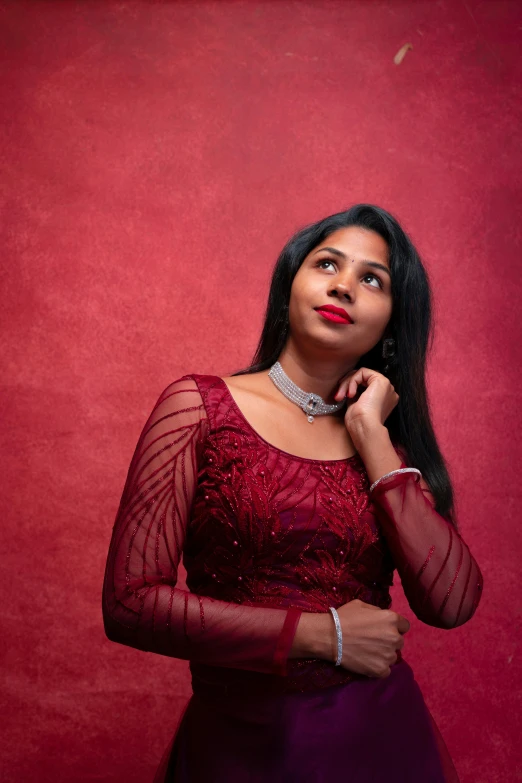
[102, 376, 302, 676]
[370, 449, 483, 629]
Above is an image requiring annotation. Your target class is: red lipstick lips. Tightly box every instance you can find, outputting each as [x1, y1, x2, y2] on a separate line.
[315, 305, 353, 324]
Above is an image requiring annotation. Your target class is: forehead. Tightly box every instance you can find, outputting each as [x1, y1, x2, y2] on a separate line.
[312, 226, 390, 264]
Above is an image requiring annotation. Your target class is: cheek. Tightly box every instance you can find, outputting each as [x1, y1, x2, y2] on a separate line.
[366, 297, 392, 325]
[288, 278, 309, 311]
[290, 273, 322, 304]
[288, 280, 317, 327]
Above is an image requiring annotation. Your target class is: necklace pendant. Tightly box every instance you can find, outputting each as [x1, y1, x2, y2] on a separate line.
[267, 361, 345, 421]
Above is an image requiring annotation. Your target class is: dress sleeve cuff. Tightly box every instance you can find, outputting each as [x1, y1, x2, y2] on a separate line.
[272, 607, 303, 676]
[370, 461, 416, 500]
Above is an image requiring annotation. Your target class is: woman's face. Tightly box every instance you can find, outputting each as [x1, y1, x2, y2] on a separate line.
[288, 226, 393, 361]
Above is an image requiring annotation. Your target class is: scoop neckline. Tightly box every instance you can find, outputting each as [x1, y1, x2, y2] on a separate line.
[214, 375, 361, 465]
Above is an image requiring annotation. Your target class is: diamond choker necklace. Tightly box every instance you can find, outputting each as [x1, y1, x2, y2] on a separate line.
[268, 361, 346, 423]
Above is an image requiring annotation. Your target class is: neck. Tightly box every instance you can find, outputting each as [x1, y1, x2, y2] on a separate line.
[276, 343, 358, 404]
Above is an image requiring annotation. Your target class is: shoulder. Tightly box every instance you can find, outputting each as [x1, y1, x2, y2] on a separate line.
[157, 374, 202, 401]
[158, 373, 222, 400]
[151, 374, 210, 424]
[220, 370, 274, 403]
[155, 372, 244, 427]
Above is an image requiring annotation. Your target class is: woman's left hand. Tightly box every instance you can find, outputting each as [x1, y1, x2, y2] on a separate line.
[334, 367, 399, 432]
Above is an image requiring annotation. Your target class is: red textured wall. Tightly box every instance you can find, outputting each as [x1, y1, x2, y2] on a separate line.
[1, 1, 521, 781]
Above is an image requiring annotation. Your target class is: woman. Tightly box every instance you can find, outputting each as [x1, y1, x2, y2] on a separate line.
[102, 204, 483, 782]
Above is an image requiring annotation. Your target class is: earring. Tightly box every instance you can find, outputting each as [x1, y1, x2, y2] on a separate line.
[382, 338, 396, 358]
[382, 338, 396, 375]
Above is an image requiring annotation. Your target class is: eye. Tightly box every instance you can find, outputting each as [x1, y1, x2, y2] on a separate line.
[315, 258, 385, 289]
[316, 259, 336, 271]
[362, 273, 384, 289]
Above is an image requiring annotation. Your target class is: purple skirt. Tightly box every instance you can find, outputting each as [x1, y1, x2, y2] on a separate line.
[154, 659, 459, 783]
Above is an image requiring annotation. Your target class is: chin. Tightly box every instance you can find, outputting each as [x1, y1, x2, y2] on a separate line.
[306, 330, 354, 351]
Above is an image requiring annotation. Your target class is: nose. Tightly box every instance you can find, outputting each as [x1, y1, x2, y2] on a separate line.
[328, 273, 354, 301]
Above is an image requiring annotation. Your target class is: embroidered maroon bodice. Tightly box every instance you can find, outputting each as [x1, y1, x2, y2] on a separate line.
[102, 374, 483, 694]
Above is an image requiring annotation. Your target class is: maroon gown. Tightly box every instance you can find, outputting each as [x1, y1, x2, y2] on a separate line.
[102, 374, 483, 782]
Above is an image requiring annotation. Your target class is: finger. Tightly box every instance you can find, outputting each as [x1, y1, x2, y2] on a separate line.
[334, 379, 350, 401]
[352, 367, 383, 388]
[334, 372, 357, 401]
[397, 615, 411, 634]
[346, 370, 374, 400]
[349, 375, 366, 399]
[349, 371, 366, 398]
[334, 367, 380, 401]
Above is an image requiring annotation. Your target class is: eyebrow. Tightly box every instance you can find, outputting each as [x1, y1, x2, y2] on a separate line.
[313, 246, 391, 278]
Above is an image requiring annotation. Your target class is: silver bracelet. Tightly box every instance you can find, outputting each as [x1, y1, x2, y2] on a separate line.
[328, 606, 343, 666]
[369, 467, 422, 495]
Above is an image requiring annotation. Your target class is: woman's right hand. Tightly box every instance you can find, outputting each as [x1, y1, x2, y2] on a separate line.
[291, 599, 410, 679]
[333, 599, 410, 678]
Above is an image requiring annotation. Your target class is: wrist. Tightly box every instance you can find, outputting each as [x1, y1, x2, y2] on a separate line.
[347, 418, 388, 452]
[290, 612, 336, 662]
[346, 423, 402, 485]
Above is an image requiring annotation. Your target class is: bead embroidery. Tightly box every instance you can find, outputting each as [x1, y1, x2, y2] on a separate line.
[104, 373, 484, 697]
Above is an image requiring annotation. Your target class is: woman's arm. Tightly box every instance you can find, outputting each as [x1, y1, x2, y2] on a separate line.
[102, 376, 302, 675]
[350, 421, 483, 629]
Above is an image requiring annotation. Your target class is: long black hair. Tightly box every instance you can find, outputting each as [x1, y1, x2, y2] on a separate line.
[234, 204, 458, 527]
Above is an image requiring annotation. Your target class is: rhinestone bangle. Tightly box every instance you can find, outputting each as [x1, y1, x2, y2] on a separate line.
[328, 606, 343, 667]
[369, 467, 422, 495]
